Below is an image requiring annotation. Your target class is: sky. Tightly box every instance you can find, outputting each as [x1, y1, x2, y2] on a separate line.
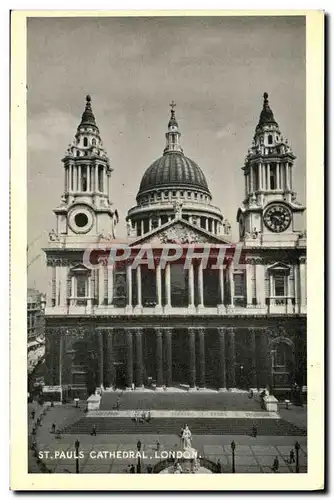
[27, 15, 306, 292]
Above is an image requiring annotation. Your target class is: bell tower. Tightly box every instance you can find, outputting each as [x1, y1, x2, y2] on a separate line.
[237, 92, 305, 244]
[52, 95, 118, 242]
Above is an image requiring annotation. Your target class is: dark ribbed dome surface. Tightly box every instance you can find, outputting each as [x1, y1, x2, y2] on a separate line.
[138, 152, 210, 195]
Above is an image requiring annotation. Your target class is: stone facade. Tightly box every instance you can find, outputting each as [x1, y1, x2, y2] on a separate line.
[43, 94, 306, 400]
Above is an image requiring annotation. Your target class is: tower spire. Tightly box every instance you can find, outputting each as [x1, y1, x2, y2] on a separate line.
[257, 92, 277, 129]
[79, 94, 97, 128]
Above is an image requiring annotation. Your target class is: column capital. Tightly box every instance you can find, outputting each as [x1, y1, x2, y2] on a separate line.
[133, 327, 143, 336]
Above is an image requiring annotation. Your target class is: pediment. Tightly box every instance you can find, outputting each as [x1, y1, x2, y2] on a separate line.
[70, 263, 91, 273]
[266, 262, 291, 273]
[130, 218, 229, 246]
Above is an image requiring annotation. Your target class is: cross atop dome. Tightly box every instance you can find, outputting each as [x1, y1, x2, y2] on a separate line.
[170, 100, 176, 119]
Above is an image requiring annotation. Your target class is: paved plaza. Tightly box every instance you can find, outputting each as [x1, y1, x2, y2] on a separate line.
[28, 392, 307, 474]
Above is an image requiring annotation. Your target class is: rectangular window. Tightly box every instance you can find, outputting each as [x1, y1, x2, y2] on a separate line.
[274, 273, 286, 296]
[76, 275, 87, 297]
[234, 272, 245, 297]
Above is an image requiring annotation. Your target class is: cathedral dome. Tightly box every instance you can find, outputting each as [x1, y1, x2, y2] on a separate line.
[138, 152, 210, 196]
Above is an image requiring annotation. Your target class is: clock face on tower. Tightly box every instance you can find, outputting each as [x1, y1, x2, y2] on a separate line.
[263, 203, 292, 233]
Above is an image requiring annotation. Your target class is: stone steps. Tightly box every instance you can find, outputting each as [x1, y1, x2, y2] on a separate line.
[62, 417, 306, 436]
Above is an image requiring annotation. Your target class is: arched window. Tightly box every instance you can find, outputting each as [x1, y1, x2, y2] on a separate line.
[270, 164, 276, 189]
[268, 134, 273, 145]
[81, 166, 87, 191]
[83, 137, 88, 147]
[98, 165, 104, 192]
[92, 139, 96, 146]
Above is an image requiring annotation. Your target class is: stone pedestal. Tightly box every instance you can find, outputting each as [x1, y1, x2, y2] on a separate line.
[264, 394, 278, 412]
[86, 394, 101, 411]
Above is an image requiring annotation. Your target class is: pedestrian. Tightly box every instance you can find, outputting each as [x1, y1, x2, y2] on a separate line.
[289, 449, 295, 464]
[127, 464, 131, 473]
[130, 464, 135, 473]
[51, 423, 56, 434]
[31, 409, 35, 420]
[156, 440, 160, 452]
[146, 464, 153, 473]
[272, 456, 279, 473]
[248, 389, 254, 399]
[115, 398, 120, 410]
[91, 424, 97, 436]
[216, 458, 222, 473]
[137, 440, 142, 451]
[180, 426, 184, 447]
[252, 424, 258, 438]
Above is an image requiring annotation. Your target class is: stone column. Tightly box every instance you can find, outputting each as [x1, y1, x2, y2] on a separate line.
[135, 329, 144, 388]
[258, 163, 262, 190]
[227, 327, 236, 389]
[107, 264, 114, 305]
[165, 329, 172, 387]
[95, 165, 99, 192]
[218, 328, 227, 390]
[156, 329, 163, 389]
[98, 265, 104, 305]
[228, 261, 234, 307]
[249, 328, 258, 389]
[126, 264, 132, 312]
[99, 331, 104, 388]
[244, 174, 248, 197]
[155, 260, 162, 311]
[134, 264, 142, 312]
[46, 265, 54, 307]
[286, 162, 290, 190]
[266, 163, 270, 190]
[276, 162, 280, 189]
[165, 263, 171, 310]
[218, 265, 225, 311]
[59, 265, 67, 307]
[198, 328, 206, 388]
[205, 218, 209, 231]
[78, 165, 82, 192]
[87, 165, 91, 192]
[255, 264, 265, 307]
[68, 164, 72, 191]
[106, 329, 115, 389]
[188, 328, 196, 389]
[126, 330, 133, 389]
[294, 263, 299, 313]
[250, 166, 253, 192]
[246, 262, 253, 307]
[299, 258, 307, 310]
[140, 220, 144, 235]
[188, 261, 195, 309]
[197, 261, 204, 309]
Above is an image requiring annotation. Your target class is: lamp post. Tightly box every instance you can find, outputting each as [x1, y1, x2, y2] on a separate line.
[75, 439, 80, 473]
[231, 441, 236, 473]
[295, 441, 300, 473]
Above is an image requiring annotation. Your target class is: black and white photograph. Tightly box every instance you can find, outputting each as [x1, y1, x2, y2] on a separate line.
[9, 10, 324, 491]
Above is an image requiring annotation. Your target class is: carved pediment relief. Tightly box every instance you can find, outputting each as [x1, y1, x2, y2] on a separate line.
[157, 223, 211, 244]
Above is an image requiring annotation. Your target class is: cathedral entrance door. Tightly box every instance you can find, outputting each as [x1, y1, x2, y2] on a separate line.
[114, 363, 127, 389]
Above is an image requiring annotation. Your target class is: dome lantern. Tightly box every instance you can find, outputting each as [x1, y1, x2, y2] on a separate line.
[164, 101, 183, 155]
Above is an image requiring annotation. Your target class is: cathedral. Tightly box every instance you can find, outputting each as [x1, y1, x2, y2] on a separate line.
[43, 93, 307, 400]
